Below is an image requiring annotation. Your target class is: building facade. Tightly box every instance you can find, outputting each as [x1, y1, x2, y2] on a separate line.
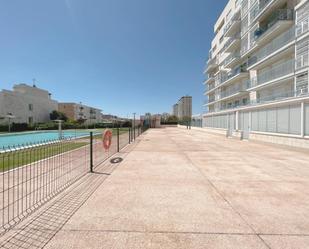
[0, 84, 58, 125]
[172, 96, 192, 120]
[203, 0, 309, 147]
[172, 104, 179, 116]
[58, 103, 102, 124]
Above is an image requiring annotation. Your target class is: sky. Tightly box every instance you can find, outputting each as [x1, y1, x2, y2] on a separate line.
[0, 0, 226, 118]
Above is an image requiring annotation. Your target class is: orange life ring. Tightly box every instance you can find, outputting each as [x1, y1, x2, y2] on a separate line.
[103, 130, 112, 151]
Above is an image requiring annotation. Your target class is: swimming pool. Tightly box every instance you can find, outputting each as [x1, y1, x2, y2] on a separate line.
[0, 130, 96, 150]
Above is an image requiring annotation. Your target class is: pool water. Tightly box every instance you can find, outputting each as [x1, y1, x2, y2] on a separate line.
[0, 130, 94, 150]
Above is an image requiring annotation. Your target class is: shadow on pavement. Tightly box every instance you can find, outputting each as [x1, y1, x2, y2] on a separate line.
[0, 162, 117, 249]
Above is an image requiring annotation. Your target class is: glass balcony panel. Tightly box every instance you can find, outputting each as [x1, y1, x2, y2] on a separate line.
[250, 59, 294, 88]
[253, 9, 293, 40]
[248, 27, 295, 67]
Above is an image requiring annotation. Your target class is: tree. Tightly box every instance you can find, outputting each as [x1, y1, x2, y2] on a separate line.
[166, 115, 179, 123]
[50, 110, 68, 122]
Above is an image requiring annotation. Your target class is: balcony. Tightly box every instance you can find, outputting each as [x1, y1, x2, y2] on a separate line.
[204, 73, 216, 85]
[223, 33, 241, 53]
[250, 0, 287, 23]
[253, 9, 293, 46]
[205, 57, 218, 73]
[224, 52, 241, 68]
[220, 86, 248, 100]
[249, 59, 295, 90]
[205, 96, 216, 106]
[253, 88, 309, 105]
[223, 64, 249, 86]
[204, 83, 216, 95]
[247, 27, 295, 70]
[224, 14, 241, 37]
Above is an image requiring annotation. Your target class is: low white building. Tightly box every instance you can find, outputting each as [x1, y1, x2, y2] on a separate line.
[0, 84, 58, 125]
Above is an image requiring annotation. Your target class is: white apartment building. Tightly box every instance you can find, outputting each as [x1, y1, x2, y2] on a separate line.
[203, 0, 309, 147]
[58, 102, 102, 124]
[0, 84, 58, 125]
[172, 103, 179, 116]
[172, 96, 192, 120]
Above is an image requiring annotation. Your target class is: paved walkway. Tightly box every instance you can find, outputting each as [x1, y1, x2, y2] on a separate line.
[2, 127, 309, 248]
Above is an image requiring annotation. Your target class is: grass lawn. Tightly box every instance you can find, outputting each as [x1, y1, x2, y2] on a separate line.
[0, 141, 88, 172]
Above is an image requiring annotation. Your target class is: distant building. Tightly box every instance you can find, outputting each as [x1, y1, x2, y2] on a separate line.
[141, 113, 161, 128]
[0, 84, 58, 125]
[172, 96, 192, 120]
[172, 104, 178, 116]
[58, 103, 102, 124]
[101, 114, 118, 121]
[177, 96, 192, 119]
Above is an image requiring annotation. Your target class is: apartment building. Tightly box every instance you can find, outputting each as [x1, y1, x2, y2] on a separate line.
[203, 0, 309, 148]
[0, 84, 58, 125]
[58, 102, 102, 124]
[172, 104, 179, 116]
[172, 96, 192, 120]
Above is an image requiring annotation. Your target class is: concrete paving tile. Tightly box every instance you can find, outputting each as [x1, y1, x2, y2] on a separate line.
[44, 231, 269, 249]
[213, 181, 309, 234]
[62, 180, 252, 233]
[261, 235, 309, 249]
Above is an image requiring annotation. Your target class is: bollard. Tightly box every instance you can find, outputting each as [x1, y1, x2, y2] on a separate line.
[90, 132, 93, 173]
[117, 127, 120, 152]
[129, 128, 131, 144]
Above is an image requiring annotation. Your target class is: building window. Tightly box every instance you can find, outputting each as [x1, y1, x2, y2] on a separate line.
[29, 104, 33, 111]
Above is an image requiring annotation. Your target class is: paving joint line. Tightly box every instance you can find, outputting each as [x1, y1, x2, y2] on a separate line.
[168, 133, 273, 249]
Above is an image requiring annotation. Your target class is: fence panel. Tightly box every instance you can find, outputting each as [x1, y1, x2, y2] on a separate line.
[0, 126, 148, 234]
[0, 137, 90, 233]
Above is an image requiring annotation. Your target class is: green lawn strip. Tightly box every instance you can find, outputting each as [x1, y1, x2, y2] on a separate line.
[0, 142, 87, 172]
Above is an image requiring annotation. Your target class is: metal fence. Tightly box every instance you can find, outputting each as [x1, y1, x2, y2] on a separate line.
[0, 126, 147, 234]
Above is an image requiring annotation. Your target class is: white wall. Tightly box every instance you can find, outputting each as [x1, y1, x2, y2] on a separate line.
[0, 85, 58, 124]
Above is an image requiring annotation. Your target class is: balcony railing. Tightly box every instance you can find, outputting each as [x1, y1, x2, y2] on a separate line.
[224, 15, 241, 34]
[253, 88, 309, 104]
[221, 80, 250, 99]
[250, 59, 294, 89]
[205, 57, 218, 72]
[250, 0, 273, 22]
[224, 52, 241, 67]
[227, 64, 247, 80]
[253, 9, 293, 40]
[222, 32, 241, 52]
[208, 96, 216, 103]
[248, 27, 295, 67]
[221, 87, 244, 99]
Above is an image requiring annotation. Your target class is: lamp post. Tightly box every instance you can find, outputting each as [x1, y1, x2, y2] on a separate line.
[54, 120, 64, 139]
[5, 113, 16, 133]
[133, 112, 136, 140]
